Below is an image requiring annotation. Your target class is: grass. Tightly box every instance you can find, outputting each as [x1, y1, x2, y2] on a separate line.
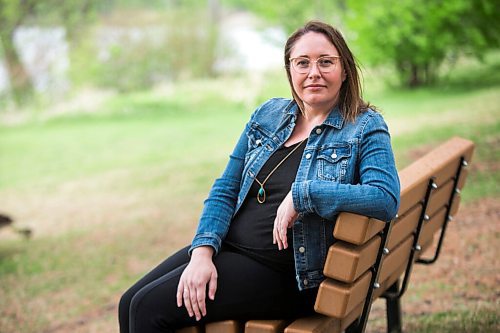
[404, 308, 499, 333]
[0, 56, 499, 332]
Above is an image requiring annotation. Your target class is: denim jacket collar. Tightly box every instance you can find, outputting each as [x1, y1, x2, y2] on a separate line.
[284, 100, 345, 130]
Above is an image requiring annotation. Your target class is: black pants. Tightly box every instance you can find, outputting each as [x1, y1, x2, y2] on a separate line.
[119, 245, 317, 333]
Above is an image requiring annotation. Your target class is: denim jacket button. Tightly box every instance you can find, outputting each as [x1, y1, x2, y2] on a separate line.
[305, 153, 312, 159]
[255, 139, 262, 145]
[303, 279, 308, 286]
[315, 128, 322, 134]
[299, 246, 305, 253]
[331, 153, 337, 159]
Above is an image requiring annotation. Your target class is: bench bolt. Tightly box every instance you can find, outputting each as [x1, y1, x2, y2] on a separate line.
[373, 282, 380, 289]
[462, 160, 468, 167]
[447, 215, 453, 221]
[424, 214, 430, 221]
[383, 248, 390, 255]
[431, 182, 438, 189]
[455, 188, 461, 194]
[415, 245, 422, 252]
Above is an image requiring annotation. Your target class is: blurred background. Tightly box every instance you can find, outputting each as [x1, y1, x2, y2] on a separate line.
[0, 0, 499, 332]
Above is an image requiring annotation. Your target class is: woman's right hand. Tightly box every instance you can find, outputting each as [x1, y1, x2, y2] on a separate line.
[176, 246, 218, 321]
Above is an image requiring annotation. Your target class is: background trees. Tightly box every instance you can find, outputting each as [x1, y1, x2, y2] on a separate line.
[346, 0, 500, 87]
[1, 0, 499, 106]
[0, 0, 103, 104]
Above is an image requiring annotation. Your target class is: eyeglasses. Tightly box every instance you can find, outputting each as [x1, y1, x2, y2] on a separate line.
[289, 56, 341, 74]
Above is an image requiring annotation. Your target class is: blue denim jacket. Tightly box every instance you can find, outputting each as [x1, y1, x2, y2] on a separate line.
[190, 98, 400, 290]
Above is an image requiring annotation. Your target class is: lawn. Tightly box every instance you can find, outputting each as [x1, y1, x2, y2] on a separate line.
[0, 57, 498, 332]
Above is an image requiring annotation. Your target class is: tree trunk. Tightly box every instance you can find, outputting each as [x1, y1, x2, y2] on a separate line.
[0, 29, 34, 105]
[408, 63, 421, 88]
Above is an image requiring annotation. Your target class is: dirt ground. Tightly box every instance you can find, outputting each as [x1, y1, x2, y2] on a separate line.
[42, 198, 499, 333]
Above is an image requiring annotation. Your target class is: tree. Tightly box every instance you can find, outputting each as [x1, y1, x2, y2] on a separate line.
[223, 0, 347, 34]
[346, 0, 500, 87]
[0, 0, 104, 105]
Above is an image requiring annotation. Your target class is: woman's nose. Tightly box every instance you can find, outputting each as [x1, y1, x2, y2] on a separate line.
[308, 62, 321, 78]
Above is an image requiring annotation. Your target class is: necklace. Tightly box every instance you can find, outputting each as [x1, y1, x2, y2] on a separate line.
[254, 139, 307, 204]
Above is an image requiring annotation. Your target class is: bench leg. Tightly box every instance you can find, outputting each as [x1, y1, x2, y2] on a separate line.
[385, 281, 403, 333]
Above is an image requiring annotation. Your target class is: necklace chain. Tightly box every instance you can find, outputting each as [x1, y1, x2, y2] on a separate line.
[255, 139, 306, 204]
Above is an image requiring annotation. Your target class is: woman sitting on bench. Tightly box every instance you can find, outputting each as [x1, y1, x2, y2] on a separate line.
[118, 20, 400, 333]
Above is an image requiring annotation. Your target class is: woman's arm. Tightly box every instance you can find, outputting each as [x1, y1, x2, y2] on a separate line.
[292, 113, 400, 222]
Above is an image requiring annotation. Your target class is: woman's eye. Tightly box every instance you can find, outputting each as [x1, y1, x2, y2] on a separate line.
[319, 59, 334, 66]
[297, 59, 310, 67]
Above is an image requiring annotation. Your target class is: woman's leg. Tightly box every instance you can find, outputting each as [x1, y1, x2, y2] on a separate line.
[119, 246, 191, 333]
[128, 247, 317, 333]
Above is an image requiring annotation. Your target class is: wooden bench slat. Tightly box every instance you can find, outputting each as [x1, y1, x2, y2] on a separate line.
[205, 320, 242, 333]
[283, 314, 341, 333]
[314, 270, 372, 318]
[398, 168, 430, 216]
[244, 319, 289, 333]
[176, 326, 204, 333]
[397, 137, 474, 215]
[449, 194, 461, 217]
[456, 167, 469, 190]
[387, 203, 422, 249]
[378, 235, 414, 283]
[417, 234, 436, 258]
[323, 236, 381, 283]
[426, 179, 455, 216]
[333, 213, 385, 245]
[418, 206, 448, 248]
[374, 262, 407, 299]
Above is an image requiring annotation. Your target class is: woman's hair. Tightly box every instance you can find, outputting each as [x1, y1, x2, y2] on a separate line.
[284, 21, 374, 121]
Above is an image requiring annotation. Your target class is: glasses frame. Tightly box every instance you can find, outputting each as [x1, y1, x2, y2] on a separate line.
[289, 55, 341, 74]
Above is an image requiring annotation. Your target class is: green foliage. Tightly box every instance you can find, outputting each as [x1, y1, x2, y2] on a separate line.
[346, 0, 500, 87]
[70, 7, 219, 92]
[223, 0, 346, 34]
[0, 0, 107, 105]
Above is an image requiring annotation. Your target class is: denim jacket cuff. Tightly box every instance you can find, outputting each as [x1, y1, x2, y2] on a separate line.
[292, 180, 314, 214]
[189, 233, 222, 256]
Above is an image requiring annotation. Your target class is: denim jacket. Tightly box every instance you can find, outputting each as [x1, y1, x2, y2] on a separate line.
[190, 98, 400, 290]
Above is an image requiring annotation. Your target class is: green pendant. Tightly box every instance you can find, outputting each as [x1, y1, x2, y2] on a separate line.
[257, 186, 266, 204]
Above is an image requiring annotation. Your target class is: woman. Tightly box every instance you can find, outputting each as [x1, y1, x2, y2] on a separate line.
[119, 20, 400, 333]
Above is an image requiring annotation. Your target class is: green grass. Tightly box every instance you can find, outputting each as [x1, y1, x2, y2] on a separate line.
[0, 57, 499, 332]
[404, 308, 499, 333]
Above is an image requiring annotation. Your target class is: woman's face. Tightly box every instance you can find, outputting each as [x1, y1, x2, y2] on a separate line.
[289, 31, 345, 113]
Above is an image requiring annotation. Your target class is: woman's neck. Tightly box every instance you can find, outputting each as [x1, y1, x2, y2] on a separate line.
[301, 103, 335, 126]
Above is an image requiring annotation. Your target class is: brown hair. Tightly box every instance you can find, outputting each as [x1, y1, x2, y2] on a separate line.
[284, 21, 374, 121]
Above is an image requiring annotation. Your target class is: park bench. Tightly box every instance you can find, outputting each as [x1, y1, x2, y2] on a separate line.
[177, 136, 475, 333]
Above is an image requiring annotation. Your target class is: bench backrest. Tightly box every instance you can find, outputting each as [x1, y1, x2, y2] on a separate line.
[313, 136, 475, 331]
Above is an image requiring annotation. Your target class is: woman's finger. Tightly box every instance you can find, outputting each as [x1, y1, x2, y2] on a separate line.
[196, 286, 207, 318]
[183, 288, 194, 317]
[189, 287, 202, 321]
[176, 280, 185, 307]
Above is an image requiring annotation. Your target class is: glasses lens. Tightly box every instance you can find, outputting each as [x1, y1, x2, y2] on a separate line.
[292, 58, 310, 73]
[291, 57, 338, 74]
[317, 57, 336, 72]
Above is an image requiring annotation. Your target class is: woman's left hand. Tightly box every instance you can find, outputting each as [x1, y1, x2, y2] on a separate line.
[273, 191, 298, 250]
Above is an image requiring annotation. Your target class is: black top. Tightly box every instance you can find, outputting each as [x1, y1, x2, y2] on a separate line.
[224, 140, 306, 272]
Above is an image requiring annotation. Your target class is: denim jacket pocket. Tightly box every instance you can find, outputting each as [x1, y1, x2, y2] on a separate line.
[316, 144, 352, 182]
[245, 123, 273, 164]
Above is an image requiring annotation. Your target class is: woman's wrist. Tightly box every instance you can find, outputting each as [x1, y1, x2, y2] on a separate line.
[191, 246, 214, 259]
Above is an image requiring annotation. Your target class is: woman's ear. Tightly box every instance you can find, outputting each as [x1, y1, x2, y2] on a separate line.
[342, 70, 347, 82]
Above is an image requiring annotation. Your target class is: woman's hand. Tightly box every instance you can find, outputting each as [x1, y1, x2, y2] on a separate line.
[273, 191, 299, 250]
[176, 246, 217, 321]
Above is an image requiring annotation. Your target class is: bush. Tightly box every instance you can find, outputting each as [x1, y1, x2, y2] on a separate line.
[71, 8, 219, 92]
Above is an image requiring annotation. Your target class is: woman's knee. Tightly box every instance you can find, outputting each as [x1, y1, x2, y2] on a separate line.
[118, 286, 138, 333]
